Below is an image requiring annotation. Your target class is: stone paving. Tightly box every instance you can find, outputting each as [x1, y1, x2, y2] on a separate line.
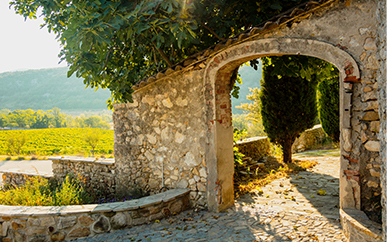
[76, 153, 347, 241]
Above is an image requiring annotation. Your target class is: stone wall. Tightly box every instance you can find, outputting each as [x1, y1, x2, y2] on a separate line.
[112, 0, 382, 223]
[1, 172, 53, 188]
[235, 137, 271, 160]
[255, 1, 381, 218]
[0, 189, 190, 241]
[113, 70, 208, 208]
[376, 0, 386, 239]
[51, 157, 116, 199]
[292, 125, 327, 153]
[340, 208, 383, 242]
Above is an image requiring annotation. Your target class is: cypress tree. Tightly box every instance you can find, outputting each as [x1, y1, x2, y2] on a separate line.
[260, 56, 318, 163]
[317, 75, 340, 143]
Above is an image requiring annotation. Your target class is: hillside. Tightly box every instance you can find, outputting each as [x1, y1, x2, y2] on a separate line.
[0, 64, 260, 114]
[0, 68, 111, 111]
[232, 63, 262, 114]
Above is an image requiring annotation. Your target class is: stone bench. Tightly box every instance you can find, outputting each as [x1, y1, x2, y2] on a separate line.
[0, 189, 190, 241]
[340, 208, 383, 242]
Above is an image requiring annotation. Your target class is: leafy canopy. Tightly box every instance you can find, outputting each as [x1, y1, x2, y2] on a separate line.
[10, 0, 308, 107]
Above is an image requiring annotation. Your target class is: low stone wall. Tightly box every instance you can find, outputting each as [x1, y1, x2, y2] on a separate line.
[50, 157, 116, 198]
[292, 124, 326, 153]
[0, 189, 190, 241]
[1, 171, 53, 188]
[235, 137, 271, 160]
[340, 208, 383, 242]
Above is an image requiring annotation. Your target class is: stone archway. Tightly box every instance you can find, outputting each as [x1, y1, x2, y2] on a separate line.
[203, 37, 360, 212]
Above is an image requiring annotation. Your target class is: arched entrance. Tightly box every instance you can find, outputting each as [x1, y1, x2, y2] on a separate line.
[203, 37, 360, 212]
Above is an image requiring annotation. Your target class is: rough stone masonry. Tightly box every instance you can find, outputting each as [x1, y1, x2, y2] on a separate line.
[113, 0, 384, 236]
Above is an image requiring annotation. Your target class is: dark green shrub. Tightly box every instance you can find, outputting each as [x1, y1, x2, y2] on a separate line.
[317, 74, 340, 143]
[260, 56, 318, 163]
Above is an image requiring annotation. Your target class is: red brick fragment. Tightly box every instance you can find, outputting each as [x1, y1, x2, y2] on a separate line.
[348, 158, 358, 163]
[344, 76, 360, 82]
[344, 61, 353, 70]
[344, 170, 360, 176]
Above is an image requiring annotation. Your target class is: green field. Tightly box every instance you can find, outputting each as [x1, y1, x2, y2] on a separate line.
[0, 128, 114, 156]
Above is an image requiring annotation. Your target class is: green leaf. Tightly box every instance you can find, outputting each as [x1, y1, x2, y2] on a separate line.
[270, 2, 282, 10]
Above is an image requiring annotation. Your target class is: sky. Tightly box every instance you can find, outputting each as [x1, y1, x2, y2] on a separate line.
[0, 1, 67, 74]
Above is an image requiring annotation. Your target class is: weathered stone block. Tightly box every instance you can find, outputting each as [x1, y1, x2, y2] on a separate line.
[0, 221, 9, 237]
[27, 218, 40, 227]
[364, 37, 377, 50]
[40, 217, 55, 227]
[92, 216, 111, 234]
[26, 226, 49, 237]
[370, 169, 381, 177]
[78, 215, 95, 227]
[367, 180, 379, 188]
[58, 216, 77, 230]
[170, 200, 183, 214]
[28, 235, 47, 242]
[361, 111, 379, 121]
[342, 129, 353, 152]
[68, 227, 91, 238]
[110, 213, 128, 230]
[370, 121, 380, 132]
[11, 221, 25, 231]
[365, 141, 380, 152]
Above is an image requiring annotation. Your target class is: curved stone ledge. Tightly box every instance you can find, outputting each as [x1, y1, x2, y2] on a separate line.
[340, 208, 382, 242]
[0, 189, 190, 241]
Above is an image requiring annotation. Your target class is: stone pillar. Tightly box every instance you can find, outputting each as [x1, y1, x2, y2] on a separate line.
[376, 0, 387, 240]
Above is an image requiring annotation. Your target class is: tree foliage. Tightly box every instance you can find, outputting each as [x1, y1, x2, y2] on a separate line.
[260, 56, 318, 163]
[84, 128, 101, 156]
[0, 108, 110, 129]
[236, 87, 265, 136]
[317, 67, 340, 143]
[6, 131, 27, 155]
[10, 0, 308, 107]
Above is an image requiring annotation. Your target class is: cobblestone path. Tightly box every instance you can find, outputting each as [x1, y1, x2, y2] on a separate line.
[76, 153, 347, 241]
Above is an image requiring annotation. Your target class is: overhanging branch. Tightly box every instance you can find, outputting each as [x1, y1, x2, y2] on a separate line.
[151, 41, 173, 67]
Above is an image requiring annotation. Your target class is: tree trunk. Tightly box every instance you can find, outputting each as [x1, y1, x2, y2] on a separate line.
[282, 138, 293, 163]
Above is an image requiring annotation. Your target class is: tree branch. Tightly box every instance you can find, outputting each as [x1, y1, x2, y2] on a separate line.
[203, 24, 223, 40]
[103, 48, 113, 70]
[151, 41, 173, 67]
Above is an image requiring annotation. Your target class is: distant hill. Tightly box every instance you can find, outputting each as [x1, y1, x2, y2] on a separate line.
[0, 65, 261, 114]
[232, 63, 262, 114]
[0, 67, 111, 112]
